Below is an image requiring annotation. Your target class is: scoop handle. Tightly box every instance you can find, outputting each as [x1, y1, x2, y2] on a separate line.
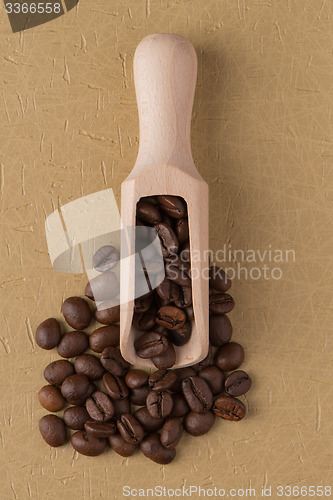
[133, 33, 198, 174]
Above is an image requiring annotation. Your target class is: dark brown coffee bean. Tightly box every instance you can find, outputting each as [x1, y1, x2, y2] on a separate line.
[225, 370, 252, 396]
[152, 339, 176, 369]
[85, 272, 119, 301]
[182, 376, 213, 413]
[171, 367, 197, 392]
[213, 395, 246, 421]
[125, 369, 149, 389]
[44, 360, 74, 386]
[84, 419, 116, 438]
[160, 418, 183, 449]
[141, 195, 158, 205]
[193, 343, 213, 371]
[89, 325, 120, 352]
[168, 321, 192, 346]
[209, 293, 235, 314]
[215, 342, 245, 371]
[209, 265, 231, 292]
[71, 431, 107, 456]
[117, 413, 144, 444]
[112, 398, 132, 420]
[140, 433, 176, 464]
[148, 369, 177, 392]
[165, 256, 191, 287]
[39, 415, 68, 447]
[93, 245, 120, 272]
[132, 310, 156, 331]
[61, 374, 95, 405]
[95, 300, 120, 325]
[160, 212, 174, 227]
[169, 393, 190, 418]
[134, 295, 153, 313]
[38, 385, 66, 412]
[174, 286, 192, 309]
[134, 332, 168, 359]
[108, 433, 137, 457]
[63, 405, 90, 430]
[156, 305, 186, 330]
[185, 410, 215, 436]
[199, 365, 225, 395]
[156, 277, 181, 304]
[146, 391, 173, 419]
[185, 304, 194, 321]
[137, 200, 161, 224]
[156, 195, 186, 219]
[74, 354, 105, 380]
[180, 241, 190, 262]
[130, 385, 150, 406]
[134, 407, 165, 432]
[86, 391, 114, 422]
[35, 318, 61, 350]
[153, 222, 179, 258]
[209, 314, 233, 346]
[103, 372, 129, 400]
[62, 297, 92, 330]
[100, 347, 130, 376]
[175, 218, 189, 246]
[57, 331, 89, 358]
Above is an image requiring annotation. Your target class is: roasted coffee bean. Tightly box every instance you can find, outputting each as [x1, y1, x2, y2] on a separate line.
[168, 321, 192, 346]
[125, 369, 148, 389]
[213, 395, 246, 421]
[100, 347, 130, 376]
[39, 415, 68, 447]
[108, 433, 137, 457]
[171, 367, 197, 393]
[156, 195, 186, 219]
[193, 343, 213, 371]
[215, 342, 245, 371]
[134, 332, 168, 359]
[57, 331, 89, 359]
[209, 293, 235, 314]
[86, 391, 114, 422]
[132, 310, 156, 331]
[165, 256, 191, 287]
[179, 241, 190, 262]
[156, 277, 181, 304]
[199, 365, 225, 395]
[152, 339, 176, 369]
[140, 433, 176, 464]
[71, 431, 107, 456]
[185, 304, 194, 321]
[153, 222, 179, 258]
[137, 200, 161, 224]
[35, 318, 62, 350]
[209, 265, 231, 292]
[93, 245, 120, 272]
[224, 370, 252, 396]
[141, 195, 158, 205]
[63, 405, 90, 430]
[130, 385, 150, 406]
[112, 398, 132, 420]
[44, 360, 74, 386]
[146, 391, 173, 419]
[169, 393, 190, 418]
[74, 354, 105, 380]
[103, 372, 129, 400]
[185, 411, 215, 436]
[156, 305, 186, 330]
[61, 374, 95, 405]
[182, 376, 213, 413]
[61, 297, 92, 330]
[85, 272, 119, 301]
[160, 212, 174, 227]
[38, 385, 66, 412]
[175, 218, 189, 246]
[89, 325, 120, 352]
[134, 295, 153, 313]
[160, 418, 183, 449]
[84, 419, 117, 438]
[148, 369, 177, 392]
[209, 314, 233, 346]
[117, 413, 144, 444]
[95, 300, 120, 325]
[134, 407, 165, 432]
[174, 286, 192, 309]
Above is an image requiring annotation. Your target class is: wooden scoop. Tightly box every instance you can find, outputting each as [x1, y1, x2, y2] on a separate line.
[120, 33, 209, 368]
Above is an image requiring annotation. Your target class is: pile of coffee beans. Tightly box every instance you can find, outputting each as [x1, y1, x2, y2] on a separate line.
[36, 260, 252, 463]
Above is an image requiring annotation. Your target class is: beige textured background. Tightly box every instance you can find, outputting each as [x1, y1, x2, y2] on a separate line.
[1, 0, 333, 498]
